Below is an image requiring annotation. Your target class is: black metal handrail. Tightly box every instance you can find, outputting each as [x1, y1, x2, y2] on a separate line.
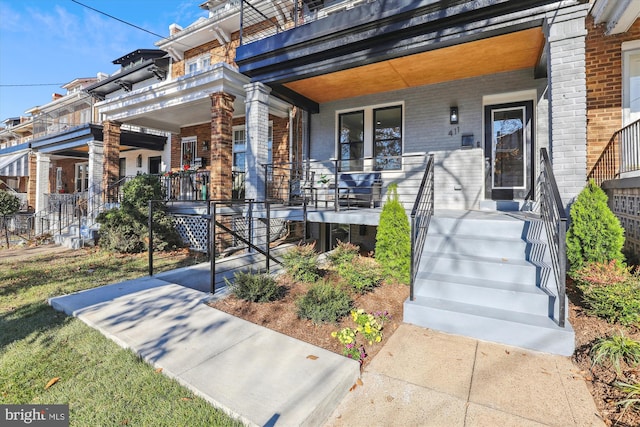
[539, 148, 568, 327]
[588, 118, 640, 185]
[409, 154, 434, 300]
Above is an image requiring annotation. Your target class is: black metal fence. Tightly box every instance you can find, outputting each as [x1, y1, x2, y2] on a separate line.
[409, 154, 434, 300]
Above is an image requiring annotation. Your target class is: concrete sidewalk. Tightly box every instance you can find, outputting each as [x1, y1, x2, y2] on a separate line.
[326, 324, 605, 427]
[49, 269, 604, 427]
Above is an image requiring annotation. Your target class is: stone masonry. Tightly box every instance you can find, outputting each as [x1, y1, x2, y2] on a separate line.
[209, 92, 235, 200]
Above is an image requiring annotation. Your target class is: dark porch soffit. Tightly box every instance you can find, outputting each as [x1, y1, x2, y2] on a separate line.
[30, 123, 166, 153]
[237, 0, 581, 99]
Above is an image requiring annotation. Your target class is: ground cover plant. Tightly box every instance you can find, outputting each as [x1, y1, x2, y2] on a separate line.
[0, 246, 241, 426]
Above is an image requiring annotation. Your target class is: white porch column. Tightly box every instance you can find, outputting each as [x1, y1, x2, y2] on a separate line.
[35, 153, 51, 233]
[545, 4, 589, 207]
[244, 82, 271, 201]
[87, 141, 104, 222]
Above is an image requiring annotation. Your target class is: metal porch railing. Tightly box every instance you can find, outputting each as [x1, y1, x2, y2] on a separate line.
[588, 118, 640, 185]
[539, 148, 568, 327]
[409, 154, 435, 301]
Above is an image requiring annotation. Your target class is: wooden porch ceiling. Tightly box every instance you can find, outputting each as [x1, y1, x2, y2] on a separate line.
[284, 27, 545, 104]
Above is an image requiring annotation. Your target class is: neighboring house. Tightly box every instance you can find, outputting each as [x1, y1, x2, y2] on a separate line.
[90, 0, 300, 205]
[586, 0, 640, 259]
[0, 116, 33, 210]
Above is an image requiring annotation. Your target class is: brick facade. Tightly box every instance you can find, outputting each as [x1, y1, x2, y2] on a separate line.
[170, 36, 240, 80]
[209, 92, 235, 199]
[586, 16, 640, 172]
[27, 152, 36, 209]
[102, 121, 121, 199]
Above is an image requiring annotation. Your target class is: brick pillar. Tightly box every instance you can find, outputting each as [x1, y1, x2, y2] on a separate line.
[209, 92, 235, 200]
[244, 82, 271, 201]
[102, 121, 121, 202]
[545, 3, 589, 207]
[27, 152, 37, 211]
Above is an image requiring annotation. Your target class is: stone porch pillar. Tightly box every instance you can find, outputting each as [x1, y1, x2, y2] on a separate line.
[27, 151, 37, 211]
[545, 4, 589, 207]
[209, 92, 235, 200]
[244, 82, 271, 201]
[35, 152, 51, 233]
[87, 141, 104, 222]
[102, 121, 121, 202]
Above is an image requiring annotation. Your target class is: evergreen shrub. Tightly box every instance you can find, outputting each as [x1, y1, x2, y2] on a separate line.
[296, 281, 352, 324]
[374, 183, 411, 283]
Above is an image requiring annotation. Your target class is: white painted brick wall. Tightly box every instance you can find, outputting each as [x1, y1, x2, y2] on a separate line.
[244, 83, 271, 200]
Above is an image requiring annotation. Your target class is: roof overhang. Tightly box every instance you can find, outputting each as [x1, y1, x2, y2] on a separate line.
[86, 57, 171, 100]
[237, 0, 588, 108]
[96, 62, 290, 133]
[591, 0, 640, 35]
[0, 149, 29, 177]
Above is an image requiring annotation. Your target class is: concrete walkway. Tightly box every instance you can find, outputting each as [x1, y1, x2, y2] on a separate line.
[49, 266, 605, 427]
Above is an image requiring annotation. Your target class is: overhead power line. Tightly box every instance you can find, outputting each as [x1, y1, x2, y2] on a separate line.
[0, 83, 66, 87]
[70, 0, 166, 40]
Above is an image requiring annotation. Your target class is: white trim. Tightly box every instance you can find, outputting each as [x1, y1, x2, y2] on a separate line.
[622, 41, 640, 125]
[482, 89, 537, 106]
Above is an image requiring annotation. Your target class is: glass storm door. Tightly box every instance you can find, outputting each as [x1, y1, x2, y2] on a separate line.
[484, 101, 533, 200]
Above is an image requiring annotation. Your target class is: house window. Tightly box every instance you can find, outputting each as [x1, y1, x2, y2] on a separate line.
[75, 162, 89, 193]
[338, 111, 364, 171]
[337, 103, 403, 171]
[185, 54, 212, 75]
[119, 158, 126, 180]
[623, 44, 640, 125]
[181, 137, 197, 169]
[373, 105, 402, 170]
[232, 123, 273, 172]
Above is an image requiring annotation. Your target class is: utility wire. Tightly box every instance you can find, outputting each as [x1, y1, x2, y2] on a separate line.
[0, 83, 66, 87]
[70, 0, 166, 40]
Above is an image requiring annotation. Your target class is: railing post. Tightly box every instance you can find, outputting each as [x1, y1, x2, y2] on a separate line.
[558, 218, 567, 327]
[333, 159, 339, 212]
[266, 202, 271, 272]
[148, 200, 153, 276]
[58, 202, 62, 235]
[410, 214, 416, 301]
[210, 202, 217, 294]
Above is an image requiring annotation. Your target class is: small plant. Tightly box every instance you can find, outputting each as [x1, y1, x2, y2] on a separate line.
[327, 241, 360, 267]
[226, 270, 284, 303]
[283, 242, 320, 283]
[337, 256, 383, 294]
[332, 327, 366, 362]
[574, 262, 640, 325]
[615, 381, 640, 410]
[0, 189, 21, 247]
[296, 281, 352, 324]
[566, 180, 625, 271]
[375, 183, 411, 284]
[351, 308, 384, 345]
[591, 333, 640, 376]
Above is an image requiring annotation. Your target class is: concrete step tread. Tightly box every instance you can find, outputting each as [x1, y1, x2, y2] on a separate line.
[414, 272, 544, 294]
[420, 250, 533, 267]
[408, 296, 570, 331]
[425, 232, 527, 244]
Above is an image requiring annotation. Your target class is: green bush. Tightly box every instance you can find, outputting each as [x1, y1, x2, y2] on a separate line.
[375, 183, 410, 283]
[0, 189, 20, 217]
[296, 281, 352, 324]
[574, 261, 640, 326]
[97, 175, 183, 253]
[337, 256, 383, 294]
[327, 241, 360, 267]
[566, 180, 625, 271]
[227, 270, 284, 303]
[283, 243, 319, 283]
[591, 333, 640, 376]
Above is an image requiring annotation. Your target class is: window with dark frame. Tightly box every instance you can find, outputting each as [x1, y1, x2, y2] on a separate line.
[373, 105, 402, 170]
[338, 111, 364, 171]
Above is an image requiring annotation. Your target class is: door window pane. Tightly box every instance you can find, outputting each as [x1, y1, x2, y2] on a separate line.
[373, 106, 402, 170]
[338, 111, 364, 171]
[492, 108, 525, 188]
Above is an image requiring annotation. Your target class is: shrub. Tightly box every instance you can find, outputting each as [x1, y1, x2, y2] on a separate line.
[0, 189, 20, 217]
[337, 256, 383, 294]
[566, 180, 625, 271]
[327, 241, 360, 267]
[97, 175, 183, 253]
[574, 262, 640, 326]
[296, 281, 352, 324]
[226, 270, 284, 303]
[591, 333, 640, 376]
[283, 242, 319, 283]
[375, 183, 410, 284]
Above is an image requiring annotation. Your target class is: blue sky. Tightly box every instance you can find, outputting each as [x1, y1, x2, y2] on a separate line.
[0, 0, 208, 120]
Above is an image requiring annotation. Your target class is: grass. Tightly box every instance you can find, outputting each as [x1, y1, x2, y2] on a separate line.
[591, 332, 640, 376]
[0, 246, 243, 426]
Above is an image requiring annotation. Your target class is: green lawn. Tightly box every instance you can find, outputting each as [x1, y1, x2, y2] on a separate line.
[0, 247, 244, 426]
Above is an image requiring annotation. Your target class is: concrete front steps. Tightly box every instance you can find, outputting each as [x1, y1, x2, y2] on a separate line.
[404, 210, 575, 356]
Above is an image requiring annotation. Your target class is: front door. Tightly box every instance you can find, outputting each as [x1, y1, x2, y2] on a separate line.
[149, 156, 162, 175]
[484, 101, 533, 200]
